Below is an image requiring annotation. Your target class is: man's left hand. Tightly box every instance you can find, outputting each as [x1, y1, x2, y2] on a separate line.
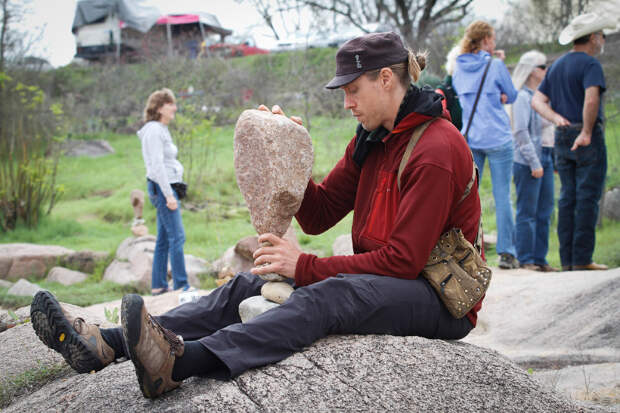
[571, 131, 592, 151]
[251, 233, 302, 279]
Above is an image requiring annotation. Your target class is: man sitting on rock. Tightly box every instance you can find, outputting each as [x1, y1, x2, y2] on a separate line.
[30, 32, 483, 399]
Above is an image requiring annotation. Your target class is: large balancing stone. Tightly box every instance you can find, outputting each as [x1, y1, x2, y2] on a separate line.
[234, 109, 314, 238]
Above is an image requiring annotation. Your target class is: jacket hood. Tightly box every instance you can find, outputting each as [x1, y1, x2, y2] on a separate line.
[136, 121, 161, 141]
[352, 84, 445, 167]
[456, 51, 490, 73]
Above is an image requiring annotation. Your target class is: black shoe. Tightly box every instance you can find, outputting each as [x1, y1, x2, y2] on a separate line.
[30, 291, 115, 373]
[498, 253, 519, 269]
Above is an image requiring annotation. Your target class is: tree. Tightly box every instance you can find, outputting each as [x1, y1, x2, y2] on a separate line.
[0, 0, 63, 231]
[245, 0, 474, 48]
[497, 0, 592, 44]
[0, 0, 36, 72]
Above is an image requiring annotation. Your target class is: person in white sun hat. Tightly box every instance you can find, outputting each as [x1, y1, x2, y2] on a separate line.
[532, 12, 616, 272]
[510, 50, 557, 273]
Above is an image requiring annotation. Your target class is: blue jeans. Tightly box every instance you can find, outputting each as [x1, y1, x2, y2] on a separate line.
[147, 180, 189, 290]
[555, 124, 607, 267]
[513, 148, 555, 265]
[471, 140, 516, 257]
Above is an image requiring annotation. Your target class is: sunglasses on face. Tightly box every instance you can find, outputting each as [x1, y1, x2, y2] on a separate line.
[537, 64, 546, 70]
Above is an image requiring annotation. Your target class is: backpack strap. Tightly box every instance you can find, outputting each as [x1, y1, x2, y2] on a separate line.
[463, 57, 493, 141]
[397, 119, 436, 192]
[397, 119, 484, 252]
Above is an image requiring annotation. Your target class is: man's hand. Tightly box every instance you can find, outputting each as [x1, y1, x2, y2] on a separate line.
[257, 104, 303, 126]
[531, 168, 543, 178]
[166, 195, 178, 210]
[554, 113, 570, 127]
[251, 233, 302, 279]
[501, 93, 508, 104]
[571, 131, 592, 151]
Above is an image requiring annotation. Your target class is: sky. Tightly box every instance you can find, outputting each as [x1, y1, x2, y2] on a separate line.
[19, 0, 509, 67]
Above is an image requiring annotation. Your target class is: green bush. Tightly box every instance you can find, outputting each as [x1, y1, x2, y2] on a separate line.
[0, 72, 64, 231]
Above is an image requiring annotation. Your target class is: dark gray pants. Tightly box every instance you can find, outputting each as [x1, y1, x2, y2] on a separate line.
[155, 272, 473, 379]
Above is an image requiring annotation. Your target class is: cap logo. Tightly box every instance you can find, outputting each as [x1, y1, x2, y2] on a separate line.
[355, 54, 362, 69]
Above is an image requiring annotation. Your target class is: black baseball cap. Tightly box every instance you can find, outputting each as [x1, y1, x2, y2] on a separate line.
[325, 32, 409, 89]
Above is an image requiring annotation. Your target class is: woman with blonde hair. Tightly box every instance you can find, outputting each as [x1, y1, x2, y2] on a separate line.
[453, 20, 519, 269]
[138, 88, 194, 294]
[511, 51, 557, 272]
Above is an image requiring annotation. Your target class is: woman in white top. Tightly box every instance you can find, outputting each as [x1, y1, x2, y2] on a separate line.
[137, 88, 193, 294]
[511, 51, 557, 272]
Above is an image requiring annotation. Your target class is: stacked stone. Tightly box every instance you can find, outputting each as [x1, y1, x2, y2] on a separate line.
[233, 109, 313, 320]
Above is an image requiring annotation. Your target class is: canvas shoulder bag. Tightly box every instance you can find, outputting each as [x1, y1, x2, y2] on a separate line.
[397, 119, 492, 319]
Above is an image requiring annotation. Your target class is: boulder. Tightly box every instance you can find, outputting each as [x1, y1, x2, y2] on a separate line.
[235, 236, 259, 261]
[0, 244, 74, 280]
[533, 362, 620, 406]
[211, 246, 253, 277]
[61, 139, 114, 158]
[7, 279, 42, 297]
[0, 305, 31, 332]
[602, 187, 620, 221]
[61, 250, 108, 274]
[104, 236, 205, 292]
[46, 267, 88, 286]
[234, 109, 314, 238]
[332, 233, 353, 256]
[1, 328, 585, 412]
[0, 279, 12, 288]
[464, 267, 620, 367]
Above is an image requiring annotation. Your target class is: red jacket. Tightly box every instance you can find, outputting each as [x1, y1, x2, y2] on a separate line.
[294, 109, 483, 326]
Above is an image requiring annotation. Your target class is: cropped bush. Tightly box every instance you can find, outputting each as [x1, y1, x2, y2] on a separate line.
[0, 71, 64, 231]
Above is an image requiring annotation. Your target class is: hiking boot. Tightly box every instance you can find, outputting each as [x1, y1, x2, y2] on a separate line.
[536, 263, 559, 272]
[573, 262, 609, 271]
[121, 294, 184, 399]
[520, 263, 539, 271]
[498, 253, 519, 269]
[30, 290, 115, 373]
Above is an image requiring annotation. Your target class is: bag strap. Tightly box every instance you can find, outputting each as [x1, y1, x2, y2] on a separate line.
[463, 58, 493, 141]
[397, 119, 436, 192]
[397, 119, 483, 252]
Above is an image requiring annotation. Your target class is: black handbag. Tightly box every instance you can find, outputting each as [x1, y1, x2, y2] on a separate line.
[171, 182, 188, 200]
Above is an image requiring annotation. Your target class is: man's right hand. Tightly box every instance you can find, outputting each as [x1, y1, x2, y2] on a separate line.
[571, 131, 592, 151]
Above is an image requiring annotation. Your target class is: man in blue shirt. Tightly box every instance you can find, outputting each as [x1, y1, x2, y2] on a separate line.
[532, 13, 615, 271]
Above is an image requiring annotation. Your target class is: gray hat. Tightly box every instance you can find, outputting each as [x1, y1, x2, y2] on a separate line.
[325, 32, 408, 89]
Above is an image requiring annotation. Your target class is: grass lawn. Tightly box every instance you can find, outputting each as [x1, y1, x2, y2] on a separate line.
[2, 109, 619, 308]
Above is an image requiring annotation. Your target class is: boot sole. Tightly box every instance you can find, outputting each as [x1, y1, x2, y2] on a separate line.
[122, 294, 162, 399]
[30, 290, 105, 373]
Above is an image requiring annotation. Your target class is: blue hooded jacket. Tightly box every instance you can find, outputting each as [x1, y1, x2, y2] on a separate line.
[453, 50, 518, 149]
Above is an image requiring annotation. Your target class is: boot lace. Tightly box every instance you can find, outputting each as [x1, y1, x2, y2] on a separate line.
[147, 314, 183, 356]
